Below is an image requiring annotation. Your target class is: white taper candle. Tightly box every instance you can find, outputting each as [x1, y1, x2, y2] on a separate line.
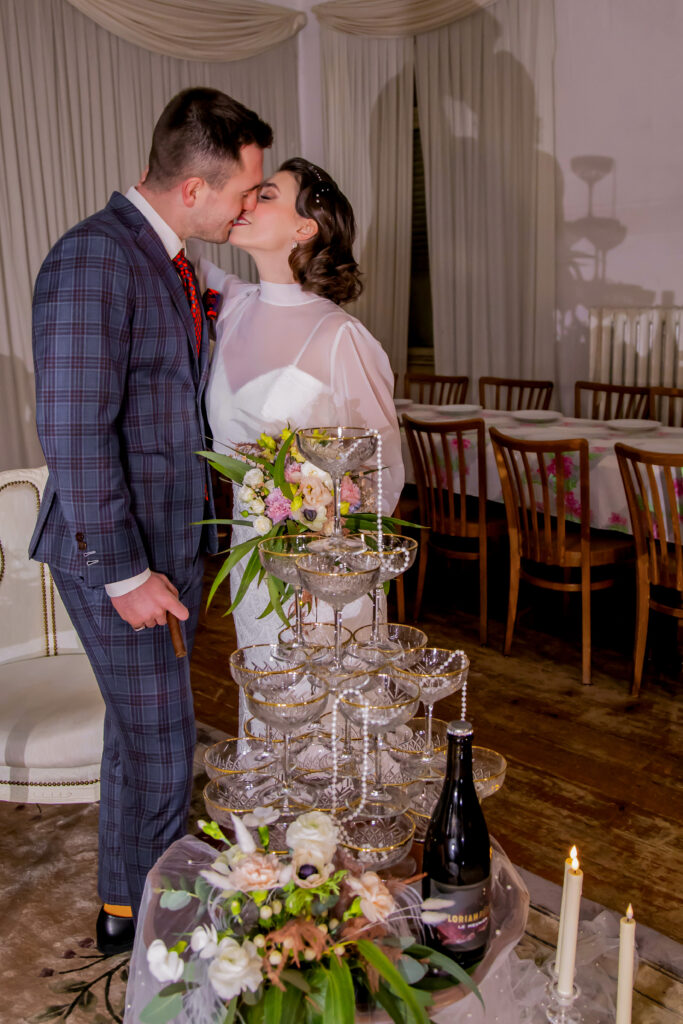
[556, 853, 583, 997]
[615, 904, 636, 1024]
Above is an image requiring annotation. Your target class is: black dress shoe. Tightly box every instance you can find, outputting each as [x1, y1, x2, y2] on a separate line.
[96, 906, 135, 955]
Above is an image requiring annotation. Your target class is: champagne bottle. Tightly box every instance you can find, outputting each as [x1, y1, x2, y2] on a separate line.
[421, 720, 491, 967]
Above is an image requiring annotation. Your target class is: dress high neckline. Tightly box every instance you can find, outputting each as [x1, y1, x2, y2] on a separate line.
[258, 280, 320, 306]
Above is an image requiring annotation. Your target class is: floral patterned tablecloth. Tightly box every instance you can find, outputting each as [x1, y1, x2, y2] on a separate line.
[400, 406, 683, 534]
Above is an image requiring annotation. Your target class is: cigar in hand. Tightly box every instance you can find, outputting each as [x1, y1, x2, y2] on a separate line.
[167, 612, 187, 658]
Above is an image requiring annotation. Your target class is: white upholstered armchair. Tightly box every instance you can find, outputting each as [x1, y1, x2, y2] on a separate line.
[0, 466, 104, 802]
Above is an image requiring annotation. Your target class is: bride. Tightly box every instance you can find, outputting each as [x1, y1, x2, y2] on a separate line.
[202, 158, 404, 651]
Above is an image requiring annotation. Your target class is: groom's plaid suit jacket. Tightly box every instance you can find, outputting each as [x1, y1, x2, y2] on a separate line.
[30, 191, 218, 587]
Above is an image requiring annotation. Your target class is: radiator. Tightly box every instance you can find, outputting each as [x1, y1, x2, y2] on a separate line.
[588, 307, 683, 388]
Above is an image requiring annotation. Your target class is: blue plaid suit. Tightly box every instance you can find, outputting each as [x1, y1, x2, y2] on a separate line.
[30, 192, 218, 913]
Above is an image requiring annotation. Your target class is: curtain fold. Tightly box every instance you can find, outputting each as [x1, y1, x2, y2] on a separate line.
[320, 28, 414, 376]
[313, 0, 498, 37]
[415, 0, 556, 382]
[65, 0, 306, 61]
[0, 0, 300, 471]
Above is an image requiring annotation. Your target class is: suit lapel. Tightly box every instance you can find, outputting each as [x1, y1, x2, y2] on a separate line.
[107, 193, 199, 368]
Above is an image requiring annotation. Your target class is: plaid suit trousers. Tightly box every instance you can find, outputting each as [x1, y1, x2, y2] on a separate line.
[51, 560, 204, 915]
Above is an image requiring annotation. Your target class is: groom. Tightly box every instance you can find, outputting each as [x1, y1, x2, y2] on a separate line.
[30, 88, 272, 953]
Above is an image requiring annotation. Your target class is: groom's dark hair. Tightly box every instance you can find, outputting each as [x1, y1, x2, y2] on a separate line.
[145, 87, 272, 190]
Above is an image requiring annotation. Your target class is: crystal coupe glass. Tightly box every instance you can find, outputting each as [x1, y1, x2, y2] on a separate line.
[295, 550, 381, 669]
[339, 672, 421, 815]
[357, 532, 418, 645]
[295, 427, 377, 553]
[258, 533, 317, 650]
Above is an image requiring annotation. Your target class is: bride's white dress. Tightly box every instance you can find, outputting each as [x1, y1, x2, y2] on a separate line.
[203, 266, 404, 657]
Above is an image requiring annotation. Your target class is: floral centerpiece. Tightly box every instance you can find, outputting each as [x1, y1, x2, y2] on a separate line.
[141, 811, 480, 1024]
[199, 429, 412, 622]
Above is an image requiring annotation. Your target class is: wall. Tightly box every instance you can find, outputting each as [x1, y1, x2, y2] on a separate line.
[554, 0, 683, 407]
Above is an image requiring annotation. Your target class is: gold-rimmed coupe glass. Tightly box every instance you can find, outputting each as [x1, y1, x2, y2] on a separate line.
[339, 672, 421, 815]
[393, 649, 469, 770]
[296, 550, 381, 669]
[358, 532, 418, 644]
[258, 533, 318, 649]
[244, 672, 328, 809]
[351, 623, 428, 668]
[295, 427, 377, 552]
[229, 644, 307, 767]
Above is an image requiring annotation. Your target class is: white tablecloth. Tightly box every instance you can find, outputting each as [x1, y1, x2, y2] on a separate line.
[400, 406, 683, 534]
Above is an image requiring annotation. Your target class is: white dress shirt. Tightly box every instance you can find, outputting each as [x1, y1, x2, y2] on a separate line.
[104, 187, 185, 598]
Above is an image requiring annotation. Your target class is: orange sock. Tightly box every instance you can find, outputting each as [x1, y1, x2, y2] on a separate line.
[103, 903, 133, 918]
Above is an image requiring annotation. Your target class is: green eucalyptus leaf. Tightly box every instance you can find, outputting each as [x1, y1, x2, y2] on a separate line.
[138, 992, 184, 1024]
[397, 955, 427, 985]
[159, 889, 192, 911]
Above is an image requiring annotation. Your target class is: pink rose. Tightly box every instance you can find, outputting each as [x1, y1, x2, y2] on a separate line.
[265, 488, 292, 524]
[340, 476, 361, 509]
[284, 460, 302, 484]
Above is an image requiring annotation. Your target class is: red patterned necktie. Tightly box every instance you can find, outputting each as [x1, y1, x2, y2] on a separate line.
[172, 251, 202, 356]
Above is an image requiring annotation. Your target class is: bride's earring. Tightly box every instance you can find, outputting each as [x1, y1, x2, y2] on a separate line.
[290, 241, 298, 251]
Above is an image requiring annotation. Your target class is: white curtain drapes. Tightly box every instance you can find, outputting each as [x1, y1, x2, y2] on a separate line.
[65, 0, 306, 61]
[415, 0, 556, 380]
[320, 29, 414, 376]
[0, 0, 300, 471]
[313, 0, 498, 37]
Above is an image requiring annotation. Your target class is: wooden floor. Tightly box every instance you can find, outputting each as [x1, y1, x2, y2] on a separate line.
[190, 551, 683, 945]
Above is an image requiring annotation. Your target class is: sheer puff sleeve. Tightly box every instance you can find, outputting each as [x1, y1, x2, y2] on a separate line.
[328, 318, 404, 514]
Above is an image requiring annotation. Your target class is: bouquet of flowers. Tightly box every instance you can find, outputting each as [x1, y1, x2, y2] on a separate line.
[141, 810, 480, 1024]
[199, 429, 411, 622]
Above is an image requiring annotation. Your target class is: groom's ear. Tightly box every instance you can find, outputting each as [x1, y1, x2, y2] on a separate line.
[296, 218, 318, 241]
[180, 177, 204, 207]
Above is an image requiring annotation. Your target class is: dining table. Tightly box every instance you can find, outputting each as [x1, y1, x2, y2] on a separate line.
[397, 402, 683, 534]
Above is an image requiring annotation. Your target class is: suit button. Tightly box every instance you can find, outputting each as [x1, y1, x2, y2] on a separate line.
[78, 541, 87, 551]
[76, 532, 85, 541]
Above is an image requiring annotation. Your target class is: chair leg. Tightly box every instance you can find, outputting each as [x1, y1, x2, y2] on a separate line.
[631, 565, 650, 697]
[395, 574, 406, 624]
[580, 567, 591, 686]
[504, 549, 520, 656]
[479, 540, 487, 646]
[413, 532, 430, 623]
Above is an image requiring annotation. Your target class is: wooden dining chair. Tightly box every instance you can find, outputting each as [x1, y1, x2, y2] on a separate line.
[489, 428, 633, 685]
[478, 376, 554, 411]
[574, 381, 650, 420]
[649, 385, 683, 427]
[403, 416, 504, 643]
[615, 443, 683, 696]
[404, 373, 469, 406]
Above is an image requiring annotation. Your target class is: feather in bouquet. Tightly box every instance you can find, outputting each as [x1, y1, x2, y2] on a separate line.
[140, 810, 481, 1024]
[197, 429, 415, 624]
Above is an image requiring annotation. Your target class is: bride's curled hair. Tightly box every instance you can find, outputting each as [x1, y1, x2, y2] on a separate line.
[280, 158, 363, 306]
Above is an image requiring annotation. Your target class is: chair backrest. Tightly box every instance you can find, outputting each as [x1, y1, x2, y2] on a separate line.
[0, 466, 84, 666]
[478, 376, 554, 410]
[404, 373, 469, 405]
[615, 444, 683, 592]
[574, 381, 650, 420]
[403, 416, 486, 538]
[649, 386, 683, 427]
[489, 428, 590, 567]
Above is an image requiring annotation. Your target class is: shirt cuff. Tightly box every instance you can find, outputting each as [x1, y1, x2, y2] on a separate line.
[104, 568, 152, 598]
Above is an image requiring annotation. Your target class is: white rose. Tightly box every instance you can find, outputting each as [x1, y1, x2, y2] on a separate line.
[238, 484, 257, 504]
[253, 515, 272, 536]
[227, 851, 286, 892]
[300, 462, 334, 490]
[286, 811, 338, 864]
[346, 872, 396, 922]
[190, 924, 219, 960]
[249, 496, 266, 514]
[208, 938, 263, 1002]
[146, 939, 185, 983]
[243, 468, 264, 488]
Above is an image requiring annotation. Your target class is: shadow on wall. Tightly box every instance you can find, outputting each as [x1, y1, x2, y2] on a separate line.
[555, 154, 659, 409]
[0, 353, 43, 472]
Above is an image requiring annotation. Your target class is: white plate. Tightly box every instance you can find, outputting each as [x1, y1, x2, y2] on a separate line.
[437, 403, 483, 417]
[617, 437, 683, 453]
[402, 408, 442, 421]
[606, 419, 661, 434]
[509, 410, 562, 424]
[394, 398, 412, 410]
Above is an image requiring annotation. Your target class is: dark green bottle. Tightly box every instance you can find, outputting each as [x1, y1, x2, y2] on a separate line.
[421, 721, 491, 967]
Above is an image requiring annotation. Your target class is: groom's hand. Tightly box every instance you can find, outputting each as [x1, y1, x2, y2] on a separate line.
[110, 571, 190, 630]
